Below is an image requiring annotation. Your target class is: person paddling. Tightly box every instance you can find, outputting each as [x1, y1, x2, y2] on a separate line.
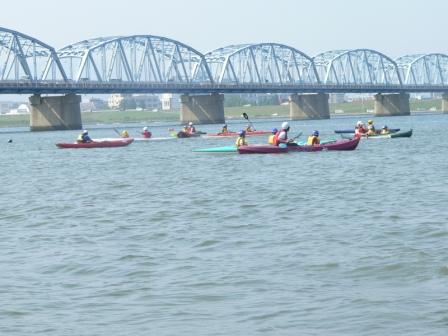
[366, 119, 376, 136]
[268, 128, 278, 145]
[220, 124, 230, 134]
[380, 125, 390, 135]
[187, 122, 196, 134]
[77, 130, 93, 143]
[141, 126, 152, 138]
[307, 130, 321, 145]
[274, 122, 293, 146]
[121, 129, 130, 138]
[235, 130, 248, 147]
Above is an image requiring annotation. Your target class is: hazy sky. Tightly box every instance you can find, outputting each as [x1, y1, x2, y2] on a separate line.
[2, 0, 447, 58]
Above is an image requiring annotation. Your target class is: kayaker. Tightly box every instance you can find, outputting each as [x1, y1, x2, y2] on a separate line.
[245, 124, 255, 132]
[187, 122, 196, 134]
[220, 124, 229, 134]
[307, 130, 321, 145]
[77, 130, 93, 143]
[141, 126, 152, 138]
[268, 128, 278, 145]
[235, 130, 248, 147]
[121, 129, 130, 138]
[380, 125, 390, 135]
[366, 119, 376, 135]
[274, 122, 292, 145]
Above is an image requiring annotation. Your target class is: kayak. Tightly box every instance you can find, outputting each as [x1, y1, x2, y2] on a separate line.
[341, 129, 412, 139]
[238, 144, 288, 154]
[335, 128, 400, 134]
[323, 137, 360, 150]
[296, 139, 337, 146]
[175, 131, 202, 138]
[193, 146, 237, 153]
[390, 129, 413, 138]
[204, 130, 272, 138]
[56, 138, 134, 149]
[288, 137, 360, 152]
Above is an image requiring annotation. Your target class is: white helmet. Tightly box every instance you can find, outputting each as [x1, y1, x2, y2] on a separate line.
[281, 122, 289, 130]
[143, 126, 148, 131]
[189, 122, 193, 126]
[82, 130, 88, 134]
[356, 120, 363, 126]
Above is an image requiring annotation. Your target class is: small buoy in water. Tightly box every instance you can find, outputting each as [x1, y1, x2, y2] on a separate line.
[8, 139, 12, 143]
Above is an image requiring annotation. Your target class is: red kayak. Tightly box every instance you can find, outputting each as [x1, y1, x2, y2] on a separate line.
[288, 138, 360, 152]
[205, 130, 272, 138]
[323, 137, 360, 150]
[238, 144, 288, 154]
[56, 138, 134, 149]
[288, 137, 360, 152]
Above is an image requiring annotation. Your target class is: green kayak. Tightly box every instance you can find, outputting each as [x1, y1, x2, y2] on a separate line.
[193, 146, 237, 153]
[390, 129, 413, 138]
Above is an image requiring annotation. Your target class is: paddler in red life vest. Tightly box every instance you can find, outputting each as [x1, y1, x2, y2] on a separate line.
[187, 122, 196, 134]
[274, 122, 293, 146]
[235, 130, 248, 147]
[141, 126, 152, 138]
[268, 128, 278, 145]
[354, 121, 366, 138]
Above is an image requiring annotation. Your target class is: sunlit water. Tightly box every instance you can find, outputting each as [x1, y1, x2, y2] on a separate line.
[1, 113, 447, 335]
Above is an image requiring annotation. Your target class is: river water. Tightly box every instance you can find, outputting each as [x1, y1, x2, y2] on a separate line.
[1, 113, 447, 335]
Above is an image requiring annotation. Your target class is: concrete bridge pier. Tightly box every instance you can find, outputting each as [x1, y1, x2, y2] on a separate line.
[180, 93, 225, 124]
[289, 93, 330, 120]
[374, 93, 410, 116]
[441, 93, 448, 114]
[30, 94, 82, 131]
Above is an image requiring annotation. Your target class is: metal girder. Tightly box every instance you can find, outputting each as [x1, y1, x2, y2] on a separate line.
[0, 27, 66, 81]
[57, 35, 212, 83]
[395, 54, 448, 85]
[203, 43, 319, 85]
[313, 49, 402, 85]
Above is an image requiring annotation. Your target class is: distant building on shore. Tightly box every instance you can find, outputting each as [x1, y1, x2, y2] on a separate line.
[160, 94, 180, 111]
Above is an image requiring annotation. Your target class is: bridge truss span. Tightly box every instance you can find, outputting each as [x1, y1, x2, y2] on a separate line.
[395, 53, 448, 85]
[204, 43, 319, 85]
[0, 27, 66, 81]
[313, 49, 402, 86]
[56, 35, 213, 83]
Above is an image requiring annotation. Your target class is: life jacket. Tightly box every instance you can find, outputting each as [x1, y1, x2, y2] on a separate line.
[121, 130, 129, 138]
[235, 136, 247, 147]
[268, 134, 275, 145]
[274, 130, 287, 146]
[307, 135, 320, 145]
[189, 126, 196, 133]
[142, 130, 151, 138]
[77, 133, 83, 143]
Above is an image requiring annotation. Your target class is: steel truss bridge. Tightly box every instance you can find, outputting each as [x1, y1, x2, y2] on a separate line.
[2, 27, 448, 94]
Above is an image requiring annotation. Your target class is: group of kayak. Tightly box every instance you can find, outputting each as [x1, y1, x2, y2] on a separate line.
[56, 116, 411, 150]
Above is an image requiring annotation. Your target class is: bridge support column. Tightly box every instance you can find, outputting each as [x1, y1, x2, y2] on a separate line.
[374, 93, 410, 116]
[29, 94, 82, 131]
[442, 93, 448, 114]
[180, 93, 225, 124]
[289, 93, 330, 120]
